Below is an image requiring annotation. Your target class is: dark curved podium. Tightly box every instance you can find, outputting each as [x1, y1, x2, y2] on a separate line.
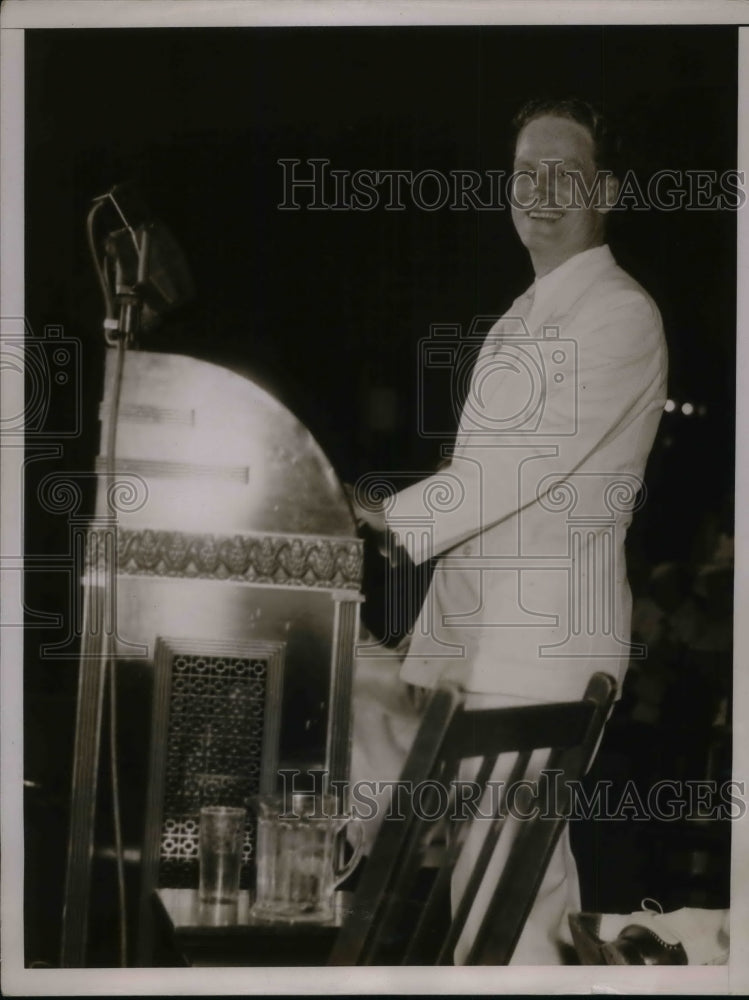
[61, 349, 363, 966]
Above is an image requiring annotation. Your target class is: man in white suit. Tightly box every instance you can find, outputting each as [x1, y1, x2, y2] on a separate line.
[354, 98, 668, 963]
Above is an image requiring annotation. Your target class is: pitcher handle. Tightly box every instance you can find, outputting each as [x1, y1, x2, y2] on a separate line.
[333, 817, 364, 888]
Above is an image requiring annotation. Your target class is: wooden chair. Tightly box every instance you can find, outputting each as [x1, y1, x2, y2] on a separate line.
[329, 671, 616, 965]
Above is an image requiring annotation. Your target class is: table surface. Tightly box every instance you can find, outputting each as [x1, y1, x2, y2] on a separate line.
[156, 888, 352, 935]
[154, 888, 351, 966]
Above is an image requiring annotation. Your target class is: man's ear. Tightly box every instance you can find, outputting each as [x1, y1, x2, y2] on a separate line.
[597, 174, 620, 215]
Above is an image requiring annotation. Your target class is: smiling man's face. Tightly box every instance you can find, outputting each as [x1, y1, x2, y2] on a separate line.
[511, 114, 612, 278]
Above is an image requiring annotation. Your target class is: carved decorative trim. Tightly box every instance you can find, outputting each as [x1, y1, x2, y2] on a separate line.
[109, 529, 363, 590]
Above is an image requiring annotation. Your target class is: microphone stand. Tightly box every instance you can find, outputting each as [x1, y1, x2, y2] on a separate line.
[60, 207, 150, 968]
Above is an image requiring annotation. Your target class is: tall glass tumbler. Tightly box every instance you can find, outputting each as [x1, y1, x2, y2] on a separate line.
[198, 805, 246, 904]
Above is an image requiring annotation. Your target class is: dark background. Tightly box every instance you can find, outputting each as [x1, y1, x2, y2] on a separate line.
[23, 25, 736, 965]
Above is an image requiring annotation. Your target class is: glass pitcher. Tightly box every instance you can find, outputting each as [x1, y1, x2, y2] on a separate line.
[251, 792, 363, 922]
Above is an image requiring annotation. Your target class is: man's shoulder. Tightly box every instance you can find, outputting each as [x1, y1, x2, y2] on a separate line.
[578, 257, 662, 328]
[564, 256, 667, 367]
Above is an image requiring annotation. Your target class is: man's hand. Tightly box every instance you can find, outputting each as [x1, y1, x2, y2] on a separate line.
[352, 496, 388, 536]
[343, 482, 404, 568]
[343, 481, 388, 535]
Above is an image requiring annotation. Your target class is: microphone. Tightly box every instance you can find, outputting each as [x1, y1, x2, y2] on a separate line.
[95, 182, 194, 333]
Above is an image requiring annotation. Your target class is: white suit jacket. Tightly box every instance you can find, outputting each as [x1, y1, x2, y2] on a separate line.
[385, 244, 668, 701]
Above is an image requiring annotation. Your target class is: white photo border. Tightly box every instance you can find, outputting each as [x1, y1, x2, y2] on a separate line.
[1, 1, 746, 995]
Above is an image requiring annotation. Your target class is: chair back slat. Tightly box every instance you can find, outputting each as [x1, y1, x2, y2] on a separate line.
[465, 743, 579, 964]
[329, 672, 616, 966]
[331, 685, 462, 965]
[399, 747, 510, 965]
[435, 748, 532, 965]
[448, 699, 594, 757]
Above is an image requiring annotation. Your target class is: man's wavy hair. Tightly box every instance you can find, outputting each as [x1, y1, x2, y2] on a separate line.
[511, 97, 622, 177]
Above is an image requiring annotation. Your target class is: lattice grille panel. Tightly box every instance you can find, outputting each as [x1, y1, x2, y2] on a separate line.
[157, 651, 274, 889]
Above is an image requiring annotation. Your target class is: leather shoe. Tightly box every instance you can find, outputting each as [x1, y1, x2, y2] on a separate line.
[602, 924, 688, 965]
[568, 912, 689, 965]
[568, 912, 607, 964]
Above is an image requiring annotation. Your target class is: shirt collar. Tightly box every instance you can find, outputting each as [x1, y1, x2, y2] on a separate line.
[527, 244, 615, 329]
